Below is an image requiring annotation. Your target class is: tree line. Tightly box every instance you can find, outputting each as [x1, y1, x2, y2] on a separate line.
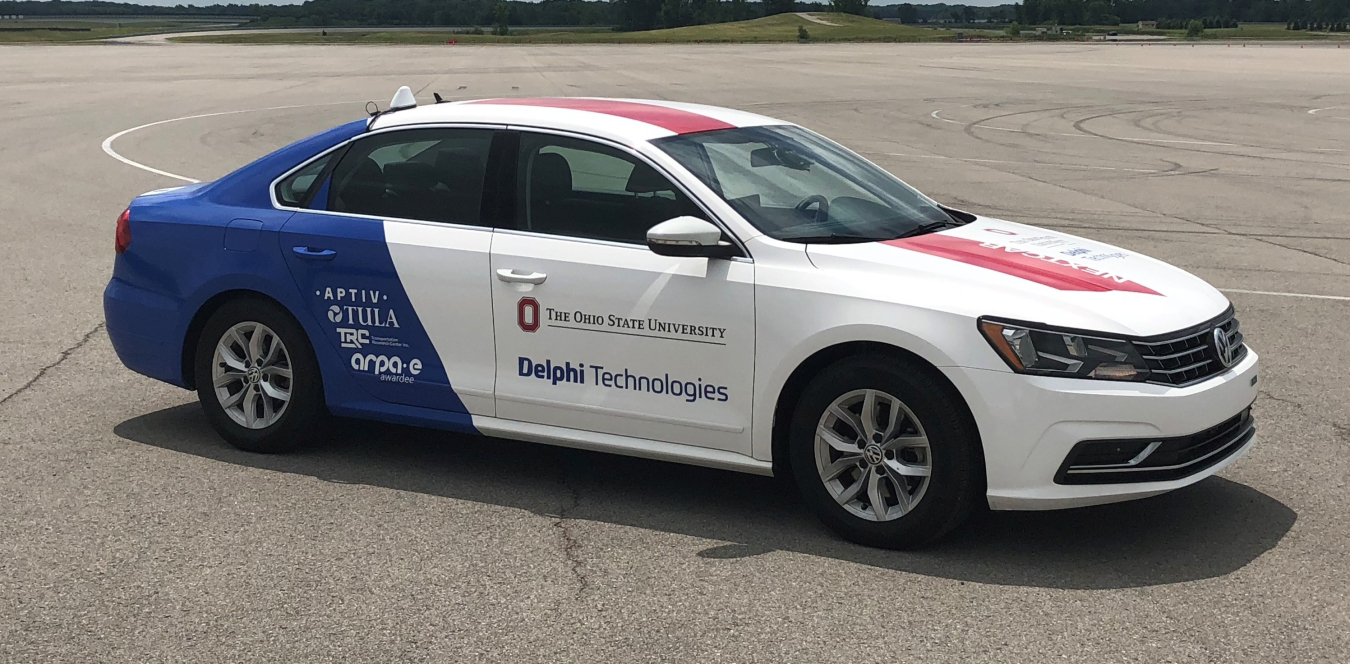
[1016, 0, 1349, 26]
[5, 0, 1343, 31]
[0, 0, 256, 15]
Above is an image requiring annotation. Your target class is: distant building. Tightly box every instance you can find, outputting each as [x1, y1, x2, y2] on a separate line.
[1138, 20, 1158, 29]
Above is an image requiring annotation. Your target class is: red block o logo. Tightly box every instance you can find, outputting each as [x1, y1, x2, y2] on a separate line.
[517, 297, 540, 333]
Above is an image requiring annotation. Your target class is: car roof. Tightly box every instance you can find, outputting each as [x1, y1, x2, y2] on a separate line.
[369, 97, 792, 144]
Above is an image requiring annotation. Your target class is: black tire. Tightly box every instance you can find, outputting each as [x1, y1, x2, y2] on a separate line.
[788, 354, 981, 549]
[194, 297, 328, 453]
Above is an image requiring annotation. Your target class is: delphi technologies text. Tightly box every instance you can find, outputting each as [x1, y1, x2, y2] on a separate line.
[518, 357, 729, 403]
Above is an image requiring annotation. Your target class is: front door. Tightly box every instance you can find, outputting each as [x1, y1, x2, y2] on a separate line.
[490, 131, 755, 454]
[279, 127, 499, 416]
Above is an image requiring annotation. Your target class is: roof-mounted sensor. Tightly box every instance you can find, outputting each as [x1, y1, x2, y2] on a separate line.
[366, 85, 418, 129]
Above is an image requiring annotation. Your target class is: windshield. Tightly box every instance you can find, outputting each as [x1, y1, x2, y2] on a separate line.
[652, 125, 954, 243]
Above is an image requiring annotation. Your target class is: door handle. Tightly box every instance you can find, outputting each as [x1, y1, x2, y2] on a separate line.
[496, 269, 547, 285]
[292, 246, 337, 261]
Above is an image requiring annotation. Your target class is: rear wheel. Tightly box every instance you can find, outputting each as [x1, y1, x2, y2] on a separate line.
[788, 355, 980, 549]
[194, 298, 327, 453]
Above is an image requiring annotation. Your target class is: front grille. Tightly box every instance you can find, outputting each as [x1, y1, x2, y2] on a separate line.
[1055, 406, 1255, 485]
[1137, 311, 1246, 387]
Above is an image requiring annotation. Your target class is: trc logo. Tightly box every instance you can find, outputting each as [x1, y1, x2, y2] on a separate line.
[338, 327, 369, 349]
[518, 297, 540, 333]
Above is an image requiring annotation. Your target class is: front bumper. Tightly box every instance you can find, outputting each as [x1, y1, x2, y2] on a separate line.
[943, 349, 1259, 511]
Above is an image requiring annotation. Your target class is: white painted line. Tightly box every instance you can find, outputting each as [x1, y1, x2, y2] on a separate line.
[929, 108, 1235, 146]
[873, 151, 1161, 173]
[1220, 288, 1350, 302]
[930, 108, 963, 124]
[1308, 107, 1339, 114]
[101, 100, 362, 183]
[1119, 137, 1235, 145]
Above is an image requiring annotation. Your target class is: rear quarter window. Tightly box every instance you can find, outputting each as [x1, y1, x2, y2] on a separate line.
[275, 153, 334, 208]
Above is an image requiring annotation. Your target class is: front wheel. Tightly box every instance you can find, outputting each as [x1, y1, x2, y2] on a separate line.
[788, 355, 982, 549]
[194, 298, 328, 453]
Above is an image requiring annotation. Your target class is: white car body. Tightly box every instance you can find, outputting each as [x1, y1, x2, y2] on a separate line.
[328, 97, 1260, 510]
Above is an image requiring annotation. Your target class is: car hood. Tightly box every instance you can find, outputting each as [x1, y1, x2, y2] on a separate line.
[805, 217, 1231, 338]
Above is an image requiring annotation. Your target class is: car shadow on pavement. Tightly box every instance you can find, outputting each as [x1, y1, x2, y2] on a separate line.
[115, 403, 1296, 591]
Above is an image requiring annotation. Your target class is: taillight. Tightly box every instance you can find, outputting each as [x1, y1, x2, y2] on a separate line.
[115, 208, 131, 254]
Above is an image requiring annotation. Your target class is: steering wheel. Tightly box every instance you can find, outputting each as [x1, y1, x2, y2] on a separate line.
[794, 195, 830, 225]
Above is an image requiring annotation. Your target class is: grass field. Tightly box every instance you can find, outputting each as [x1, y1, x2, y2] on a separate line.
[1067, 22, 1350, 40]
[172, 14, 954, 45]
[1195, 23, 1350, 39]
[0, 18, 240, 43]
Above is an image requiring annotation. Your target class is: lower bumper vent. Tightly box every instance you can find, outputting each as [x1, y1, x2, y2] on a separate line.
[1055, 407, 1254, 485]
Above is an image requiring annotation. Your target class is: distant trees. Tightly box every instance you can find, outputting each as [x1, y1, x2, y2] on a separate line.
[1015, 0, 1347, 27]
[10, 0, 1344, 31]
[616, 0, 661, 30]
[1185, 19, 1203, 37]
[830, 0, 869, 16]
[1154, 16, 1238, 28]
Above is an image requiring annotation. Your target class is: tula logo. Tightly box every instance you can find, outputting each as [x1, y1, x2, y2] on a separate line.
[328, 305, 400, 328]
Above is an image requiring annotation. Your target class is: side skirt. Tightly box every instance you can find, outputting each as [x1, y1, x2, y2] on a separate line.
[328, 399, 773, 476]
[473, 416, 774, 476]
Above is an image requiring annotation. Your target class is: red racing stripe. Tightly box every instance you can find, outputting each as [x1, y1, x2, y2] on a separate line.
[884, 234, 1161, 295]
[467, 98, 735, 135]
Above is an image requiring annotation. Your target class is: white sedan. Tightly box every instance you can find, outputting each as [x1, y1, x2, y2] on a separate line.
[104, 88, 1258, 548]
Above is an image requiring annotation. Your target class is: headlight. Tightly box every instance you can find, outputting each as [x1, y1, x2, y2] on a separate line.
[978, 318, 1150, 382]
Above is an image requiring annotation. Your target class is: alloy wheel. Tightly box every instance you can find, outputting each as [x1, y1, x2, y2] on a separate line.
[814, 388, 932, 522]
[211, 321, 293, 429]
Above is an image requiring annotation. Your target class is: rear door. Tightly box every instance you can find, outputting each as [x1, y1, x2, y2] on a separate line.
[489, 130, 756, 454]
[278, 127, 499, 416]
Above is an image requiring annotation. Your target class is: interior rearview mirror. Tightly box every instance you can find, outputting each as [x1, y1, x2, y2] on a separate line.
[750, 147, 781, 167]
[646, 216, 739, 258]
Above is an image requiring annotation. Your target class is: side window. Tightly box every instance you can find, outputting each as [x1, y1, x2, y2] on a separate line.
[516, 133, 704, 245]
[275, 152, 333, 208]
[328, 128, 494, 226]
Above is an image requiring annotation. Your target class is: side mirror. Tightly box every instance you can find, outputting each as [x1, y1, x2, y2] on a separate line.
[646, 216, 739, 259]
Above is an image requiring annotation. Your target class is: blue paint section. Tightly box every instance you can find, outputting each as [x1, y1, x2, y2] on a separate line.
[206, 119, 367, 209]
[308, 177, 332, 210]
[104, 277, 188, 387]
[328, 399, 480, 436]
[223, 219, 263, 252]
[279, 210, 471, 415]
[104, 116, 483, 437]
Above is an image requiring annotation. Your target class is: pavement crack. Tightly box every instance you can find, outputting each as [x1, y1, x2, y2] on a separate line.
[552, 467, 589, 598]
[1259, 389, 1350, 443]
[0, 323, 105, 409]
[1167, 214, 1350, 269]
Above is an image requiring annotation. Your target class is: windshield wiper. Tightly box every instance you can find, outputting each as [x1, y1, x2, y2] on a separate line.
[893, 220, 958, 240]
[778, 232, 880, 244]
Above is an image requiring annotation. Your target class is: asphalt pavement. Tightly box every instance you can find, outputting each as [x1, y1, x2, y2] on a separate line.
[1, 41, 1347, 662]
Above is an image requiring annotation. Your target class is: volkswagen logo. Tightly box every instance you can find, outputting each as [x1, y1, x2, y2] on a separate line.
[1213, 327, 1238, 368]
[863, 444, 885, 466]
